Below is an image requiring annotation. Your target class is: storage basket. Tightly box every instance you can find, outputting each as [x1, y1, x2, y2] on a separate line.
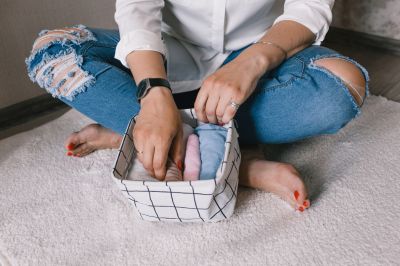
[112, 108, 241, 222]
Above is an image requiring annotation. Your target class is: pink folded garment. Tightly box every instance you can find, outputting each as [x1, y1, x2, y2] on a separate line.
[182, 123, 194, 158]
[183, 134, 201, 181]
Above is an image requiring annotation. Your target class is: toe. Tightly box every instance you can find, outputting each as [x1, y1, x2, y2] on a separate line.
[292, 189, 310, 211]
[65, 131, 81, 150]
[303, 199, 311, 209]
[79, 147, 95, 157]
[71, 143, 90, 157]
[292, 190, 311, 211]
[281, 165, 310, 211]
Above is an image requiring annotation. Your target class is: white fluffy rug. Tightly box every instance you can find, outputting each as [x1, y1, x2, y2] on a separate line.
[0, 96, 399, 265]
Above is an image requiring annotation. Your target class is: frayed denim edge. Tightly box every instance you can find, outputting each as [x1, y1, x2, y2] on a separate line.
[25, 24, 97, 74]
[25, 24, 97, 102]
[308, 54, 370, 118]
[62, 70, 96, 102]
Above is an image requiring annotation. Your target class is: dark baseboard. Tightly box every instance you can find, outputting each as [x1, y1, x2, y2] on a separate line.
[325, 27, 400, 56]
[0, 94, 68, 132]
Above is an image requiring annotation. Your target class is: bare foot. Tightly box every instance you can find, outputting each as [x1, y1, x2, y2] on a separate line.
[239, 145, 310, 212]
[64, 124, 122, 157]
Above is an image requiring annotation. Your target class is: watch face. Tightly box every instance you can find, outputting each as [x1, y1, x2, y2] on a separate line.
[137, 79, 149, 100]
[136, 78, 171, 100]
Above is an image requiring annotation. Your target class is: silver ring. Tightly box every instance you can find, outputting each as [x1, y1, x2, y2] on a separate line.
[229, 101, 240, 111]
[132, 138, 143, 155]
[134, 147, 143, 155]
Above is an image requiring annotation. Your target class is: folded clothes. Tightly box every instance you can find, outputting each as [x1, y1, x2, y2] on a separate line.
[164, 158, 183, 181]
[182, 123, 194, 158]
[128, 157, 182, 181]
[127, 157, 158, 182]
[128, 123, 193, 182]
[127, 122, 226, 182]
[183, 134, 201, 181]
[195, 123, 227, 180]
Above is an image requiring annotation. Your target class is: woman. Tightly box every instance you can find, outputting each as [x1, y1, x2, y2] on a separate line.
[25, 0, 369, 212]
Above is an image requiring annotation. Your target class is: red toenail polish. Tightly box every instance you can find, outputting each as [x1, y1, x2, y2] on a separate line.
[303, 201, 308, 207]
[299, 206, 304, 212]
[294, 190, 299, 200]
[67, 151, 73, 156]
[67, 144, 75, 150]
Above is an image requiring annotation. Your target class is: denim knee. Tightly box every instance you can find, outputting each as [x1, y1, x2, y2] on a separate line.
[307, 54, 369, 133]
[235, 47, 370, 145]
[300, 65, 366, 136]
[25, 24, 97, 101]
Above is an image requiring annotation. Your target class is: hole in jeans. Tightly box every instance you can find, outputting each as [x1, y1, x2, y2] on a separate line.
[26, 25, 97, 101]
[34, 51, 95, 100]
[32, 27, 89, 53]
[314, 58, 366, 106]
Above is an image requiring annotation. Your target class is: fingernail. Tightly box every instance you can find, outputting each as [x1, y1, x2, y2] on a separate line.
[298, 206, 304, 212]
[303, 201, 308, 207]
[67, 151, 73, 156]
[218, 122, 224, 126]
[294, 190, 299, 200]
[67, 144, 75, 150]
[177, 160, 183, 171]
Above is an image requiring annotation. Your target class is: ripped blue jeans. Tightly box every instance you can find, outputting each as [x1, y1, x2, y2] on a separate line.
[25, 24, 370, 145]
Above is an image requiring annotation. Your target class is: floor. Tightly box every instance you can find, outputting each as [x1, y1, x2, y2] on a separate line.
[1, 30, 400, 265]
[1, 96, 399, 265]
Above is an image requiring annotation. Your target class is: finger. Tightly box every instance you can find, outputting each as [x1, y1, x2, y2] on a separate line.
[132, 130, 145, 155]
[164, 159, 183, 181]
[221, 99, 240, 124]
[194, 87, 209, 123]
[205, 93, 220, 124]
[215, 95, 231, 125]
[169, 127, 184, 173]
[142, 142, 155, 176]
[153, 137, 172, 181]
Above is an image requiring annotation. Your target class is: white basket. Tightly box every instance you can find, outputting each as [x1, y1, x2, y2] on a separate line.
[111, 108, 241, 222]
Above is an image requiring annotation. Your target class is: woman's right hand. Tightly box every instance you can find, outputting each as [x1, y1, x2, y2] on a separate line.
[133, 86, 184, 180]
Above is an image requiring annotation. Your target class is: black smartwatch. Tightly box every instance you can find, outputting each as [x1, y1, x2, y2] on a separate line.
[136, 78, 172, 102]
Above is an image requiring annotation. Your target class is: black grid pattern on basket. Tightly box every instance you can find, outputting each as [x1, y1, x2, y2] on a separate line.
[113, 117, 136, 180]
[119, 137, 241, 222]
[113, 112, 241, 222]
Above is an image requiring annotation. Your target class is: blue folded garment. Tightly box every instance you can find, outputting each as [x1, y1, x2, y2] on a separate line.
[194, 123, 228, 180]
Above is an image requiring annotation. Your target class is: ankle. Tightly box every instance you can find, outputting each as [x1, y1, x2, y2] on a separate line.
[111, 134, 123, 148]
[241, 145, 264, 162]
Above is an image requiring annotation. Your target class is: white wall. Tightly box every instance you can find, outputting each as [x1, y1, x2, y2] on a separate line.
[0, 0, 117, 109]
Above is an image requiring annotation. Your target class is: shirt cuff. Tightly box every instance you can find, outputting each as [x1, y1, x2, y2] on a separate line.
[115, 29, 167, 68]
[273, 7, 332, 45]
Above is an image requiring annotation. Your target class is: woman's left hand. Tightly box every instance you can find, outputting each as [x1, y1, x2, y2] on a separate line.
[194, 54, 267, 124]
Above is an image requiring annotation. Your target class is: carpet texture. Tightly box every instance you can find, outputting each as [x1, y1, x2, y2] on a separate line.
[0, 96, 399, 265]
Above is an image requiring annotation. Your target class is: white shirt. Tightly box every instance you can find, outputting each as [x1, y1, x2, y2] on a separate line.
[114, 0, 334, 93]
